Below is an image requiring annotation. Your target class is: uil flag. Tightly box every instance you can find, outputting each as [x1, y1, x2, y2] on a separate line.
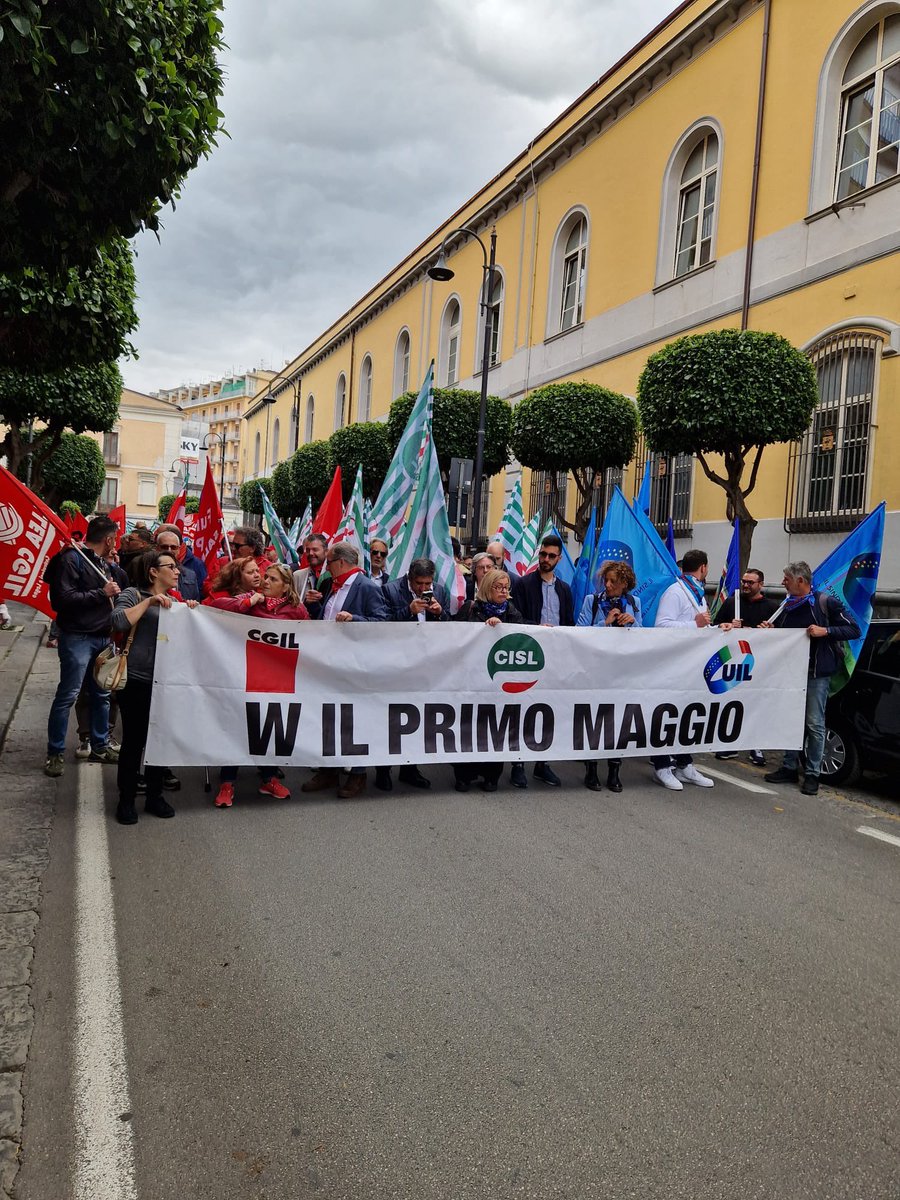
[495, 477, 524, 566]
[0, 466, 72, 616]
[571, 507, 598, 616]
[312, 467, 344, 539]
[812, 501, 885, 694]
[389, 434, 465, 614]
[369, 362, 433, 540]
[598, 487, 681, 626]
[258, 484, 300, 568]
[551, 526, 576, 587]
[108, 503, 127, 548]
[192, 462, 225, 579]
[635, 458, 652, 516]
[165, 489, 187, 530]
[665, 518, 676, 559]
[709, 519, 741, 623]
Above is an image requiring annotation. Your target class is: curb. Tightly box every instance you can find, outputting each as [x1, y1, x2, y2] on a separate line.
[0, 615, 48, 756]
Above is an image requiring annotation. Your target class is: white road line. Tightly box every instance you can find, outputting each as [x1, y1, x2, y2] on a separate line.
[856, 825, 900, 850]
[73, 768, 138, 1200]
[699, 766, 777, 794]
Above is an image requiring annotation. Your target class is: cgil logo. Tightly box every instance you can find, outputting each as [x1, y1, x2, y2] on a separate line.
[487, 633, 545, 693]
[703, 640, 755, 695]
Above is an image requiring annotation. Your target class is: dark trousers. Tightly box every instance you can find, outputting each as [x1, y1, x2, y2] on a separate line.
[220, 765, 276, 784]
[117, 678, 165, 805]
[454, 763, 503, 787]
[650, 755, 692, 769]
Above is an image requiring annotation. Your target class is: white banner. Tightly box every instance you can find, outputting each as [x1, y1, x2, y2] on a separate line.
[146, 606, 809, 767]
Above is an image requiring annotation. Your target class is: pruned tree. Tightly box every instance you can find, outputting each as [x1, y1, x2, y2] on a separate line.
[38, 432, 105, 513]
[157, 494, 200, 521]
[329, 421, 391, 501]
[387, 388, 511, 482]
[510, 381, 638, 540]
[238, 478, 271, 518]
[268, 459, 295, 521]
[288, 440, 332, 512]
[0, 0, 226, 271]
[637, 329, 819, 566]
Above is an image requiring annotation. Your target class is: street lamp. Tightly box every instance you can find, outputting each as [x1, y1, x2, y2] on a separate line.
[427, 224, 497, 548]
[168, 458, 185, 494]
[201, 431, 225, 510]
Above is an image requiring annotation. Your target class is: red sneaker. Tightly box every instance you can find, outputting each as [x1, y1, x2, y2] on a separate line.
[214, 782, 234, 808]
[258, 778, 290, 800]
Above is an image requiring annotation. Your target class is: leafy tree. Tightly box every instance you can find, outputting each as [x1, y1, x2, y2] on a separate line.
[329, 421, 391, 501]
[387, 388, 511, 481]
[0, 359, 121, 489]
[268, 460, 294, 520]
[157, 494, 200, 521]
[0, 237, 138, 370]
[510, 381, 638, 540]
[39, 433, 105, 513]
[58, 500, 83, 521]
[0, 0, 226, 271]
[288, 441, 332, 512]
[637, 329, 818, 566]
[238, 478, 271, 517]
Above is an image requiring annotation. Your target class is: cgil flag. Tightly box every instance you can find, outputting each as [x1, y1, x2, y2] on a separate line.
[192, 462, 226, 581]
[258, 484, 300, 568]
[709, 519, 741, 623]
[597, 487, 682, 626]
[0, 466, 75, 616]
[495, 477, 524, 566]
[108, 504, 127, 548]
[165, 489, 187, 530]
[812, 501, 885, 695]
[64, 509, 89, 539]
[312, 467, 344, 540]
[369, 363, 433, 541]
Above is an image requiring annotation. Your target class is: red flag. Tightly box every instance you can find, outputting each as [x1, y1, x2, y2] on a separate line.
[311, 467, 343, 538]
[70, 510, 89, 538]
[165, 488, 187, 530]
[108, 504, 127, 548]
[0, 466, 72, 617]
[192, 462, 224, 579]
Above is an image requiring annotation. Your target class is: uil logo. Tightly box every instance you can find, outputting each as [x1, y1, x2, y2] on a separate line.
[704, 640, 755, 695]
[0, 504, 24, 545]
[487, 633, 545, 694]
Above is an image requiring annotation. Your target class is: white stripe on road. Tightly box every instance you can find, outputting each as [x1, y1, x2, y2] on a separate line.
[856, 825, 900, 850]
[73, 767, 138, 1200]
[698, 766, 776, 794]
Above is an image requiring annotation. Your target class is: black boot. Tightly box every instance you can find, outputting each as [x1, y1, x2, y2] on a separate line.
[374, 767, 392, 791]
[583, 762, 601, 791]
[116, 798, 138, 825]
[606, 761, 623, 793]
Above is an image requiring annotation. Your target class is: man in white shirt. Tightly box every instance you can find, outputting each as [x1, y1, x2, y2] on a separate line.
[652, 548, 715, 791]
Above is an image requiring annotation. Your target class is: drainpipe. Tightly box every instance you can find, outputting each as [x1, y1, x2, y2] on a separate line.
[740, 0, 772, 331]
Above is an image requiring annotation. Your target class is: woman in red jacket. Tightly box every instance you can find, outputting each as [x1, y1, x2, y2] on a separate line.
[203, 557, 264, 613]
[259, 564, 310, 621]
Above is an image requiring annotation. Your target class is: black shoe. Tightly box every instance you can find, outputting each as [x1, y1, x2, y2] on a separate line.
[510, 765, 528, 789]
[145, 795, 175, 818]
[801, 774, 820, 796]
[715, 751, 738, 760]
[481, 780, 497, 793]
[115, 800, 138, 825]
[163, 770, 181, 792]
[606, 763, 623, 794]
[273, 767, 286, 780]
[583, 763, 601, 792]
[398, 766, 431, 789]
[749, 751, 766, 767]
[374, 767, 393, 791]
[135, 774, 147, 794]
[455, 780, 470, 793]
[764, 767, 799, 784]
[534, 763, 561, 787]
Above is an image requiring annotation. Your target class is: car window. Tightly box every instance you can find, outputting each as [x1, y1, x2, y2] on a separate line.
[867, 629, 900, 680]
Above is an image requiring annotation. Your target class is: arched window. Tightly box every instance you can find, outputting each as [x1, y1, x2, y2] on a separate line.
[673, 131, 719, 278]
[305, 395, 315, 442]
[334, 373, 346, 430]
[271, 418, 280, 466]
[835, 14, 900, 200]
[440, 300, 461, 385]
[559, 218, 587, 330]
[359, 356, 373, 422]
[393, 329, 411, 397]
[477, 272, 504, 369]
[289, 404, 298, 452]
[253, 431, 261, 476]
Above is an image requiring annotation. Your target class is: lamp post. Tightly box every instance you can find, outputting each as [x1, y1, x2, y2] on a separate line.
[201, 431, 225, 509]
[262, 393, 277, 473]
[168, 458, 185, 494]
[427, 224, 497, 549]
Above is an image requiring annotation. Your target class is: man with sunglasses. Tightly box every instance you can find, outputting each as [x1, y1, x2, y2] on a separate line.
[368, 538, 391, 588]
[713, 568, 779, 766]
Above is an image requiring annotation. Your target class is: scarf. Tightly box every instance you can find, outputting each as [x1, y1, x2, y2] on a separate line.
[680, 573, 706, 605]
[482, 599, 509, 619]
[784, 592, 816, 612]
[595, 590, 634, 620]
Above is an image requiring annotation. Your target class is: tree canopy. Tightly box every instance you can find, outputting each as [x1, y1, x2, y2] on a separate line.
[510, 381, 638, 539]
[329, 421, 391, 502]
[387, 388, 511, 480]
[38, 432, 105, 513]
[288, 441, 332, 513]
[238, 478, 271, 518]
[0, 0, 226, 271]
[637, 329, 818, 563]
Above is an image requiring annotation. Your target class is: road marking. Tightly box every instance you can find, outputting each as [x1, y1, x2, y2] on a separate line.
[856, 825, 900, 850]
[73, 768, 138, 1200]
[699, 766, 776, 794]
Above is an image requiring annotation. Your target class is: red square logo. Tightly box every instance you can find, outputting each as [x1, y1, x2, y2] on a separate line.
[245, 640, 299, 694]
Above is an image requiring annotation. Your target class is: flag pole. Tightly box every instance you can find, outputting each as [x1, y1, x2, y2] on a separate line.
[69, 539, 112, 584]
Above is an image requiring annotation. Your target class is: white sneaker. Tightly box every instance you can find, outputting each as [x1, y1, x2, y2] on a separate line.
[675, 764, 714, 788]
[74, 738, 92, 760]
[107, 737, 121, 753]
[654, 767, 683, 791]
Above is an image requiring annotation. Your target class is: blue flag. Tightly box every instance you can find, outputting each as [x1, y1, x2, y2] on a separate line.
[571, 508, 598, 616]
[709, 519, 740, 622]
[812, 502, 885, 694]
[635, 459, 652, 516]
[666, 518, 676, 559]
[596, 487, 681, 626]
[258, 484, 300, 568]
[551, 526, 576, 587]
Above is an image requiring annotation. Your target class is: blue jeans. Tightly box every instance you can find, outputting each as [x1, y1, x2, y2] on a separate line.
[47, 631, 111, 756]
[783, 675, 830, 776]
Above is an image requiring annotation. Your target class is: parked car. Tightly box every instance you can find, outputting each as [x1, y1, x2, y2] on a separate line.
[818, 619, 900, 785]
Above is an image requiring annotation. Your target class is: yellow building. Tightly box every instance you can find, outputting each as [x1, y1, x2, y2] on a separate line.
[88, 389, 184, 522]
[243, 0, 900, 585]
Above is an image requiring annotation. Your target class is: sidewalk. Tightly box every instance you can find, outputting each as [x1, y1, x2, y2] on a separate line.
[0, 603, 57, 1199]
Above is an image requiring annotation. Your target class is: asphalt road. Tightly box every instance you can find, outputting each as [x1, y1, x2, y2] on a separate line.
[17, 754, 900, 1200]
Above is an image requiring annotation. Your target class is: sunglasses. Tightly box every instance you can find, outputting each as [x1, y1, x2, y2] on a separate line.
[370, 549, 387, 557]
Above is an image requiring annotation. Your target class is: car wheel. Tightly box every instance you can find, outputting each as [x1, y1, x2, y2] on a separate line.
[818, 720, 862, 786]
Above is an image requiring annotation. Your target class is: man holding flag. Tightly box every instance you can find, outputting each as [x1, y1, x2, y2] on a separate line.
[713, 566, 778, 766]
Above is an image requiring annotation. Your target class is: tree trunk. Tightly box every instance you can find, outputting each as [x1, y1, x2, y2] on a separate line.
[551, 467, 595, 542]
[696, 446, 765, 574]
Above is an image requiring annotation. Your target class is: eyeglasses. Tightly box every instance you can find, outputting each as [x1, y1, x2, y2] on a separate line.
[491, 585, 510, 593]
[159, 561, 179, 571]
[740, 577, 757, 585]
[538, 551, 560, 560]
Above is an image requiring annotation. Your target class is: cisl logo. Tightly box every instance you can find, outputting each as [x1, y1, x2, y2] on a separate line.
[703, 639, 755, 695]
[487, 633, 545, 694]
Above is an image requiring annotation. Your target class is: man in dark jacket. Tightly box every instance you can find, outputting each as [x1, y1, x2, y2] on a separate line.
[43, 516, 121, 777]
[714, 566, 779, 766]
[763, 560, 860, 796]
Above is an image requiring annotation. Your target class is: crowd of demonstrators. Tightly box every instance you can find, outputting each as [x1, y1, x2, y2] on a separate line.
[761, 561, 860, 797]
[714, 567, 778, 767]
[578, 560, 643, 794]
[154, 524, 207, 601]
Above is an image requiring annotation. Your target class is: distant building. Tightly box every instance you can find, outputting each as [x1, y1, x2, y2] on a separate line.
[88, 389, 184, 523]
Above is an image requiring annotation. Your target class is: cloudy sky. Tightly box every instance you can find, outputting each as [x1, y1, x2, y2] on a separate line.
[122, 0, 677, 395]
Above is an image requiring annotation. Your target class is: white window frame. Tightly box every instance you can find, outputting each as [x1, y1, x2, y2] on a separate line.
[334, 373, 346, 431]
[834, 15, 900, 200]
[439, 298, 462, 386]
[359, 355, 373, 422]
[673, 132, 719, 278]
[271, 417, 280, 466]
[253, 431, 261, 476]
[137, 474, 157, 508]
[655, 118, 724, 287]
[305, 395, 315, 442]
[545, 208, 589, 338]
[475, 269, 504, 371]
[393, 329, 411, 398]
